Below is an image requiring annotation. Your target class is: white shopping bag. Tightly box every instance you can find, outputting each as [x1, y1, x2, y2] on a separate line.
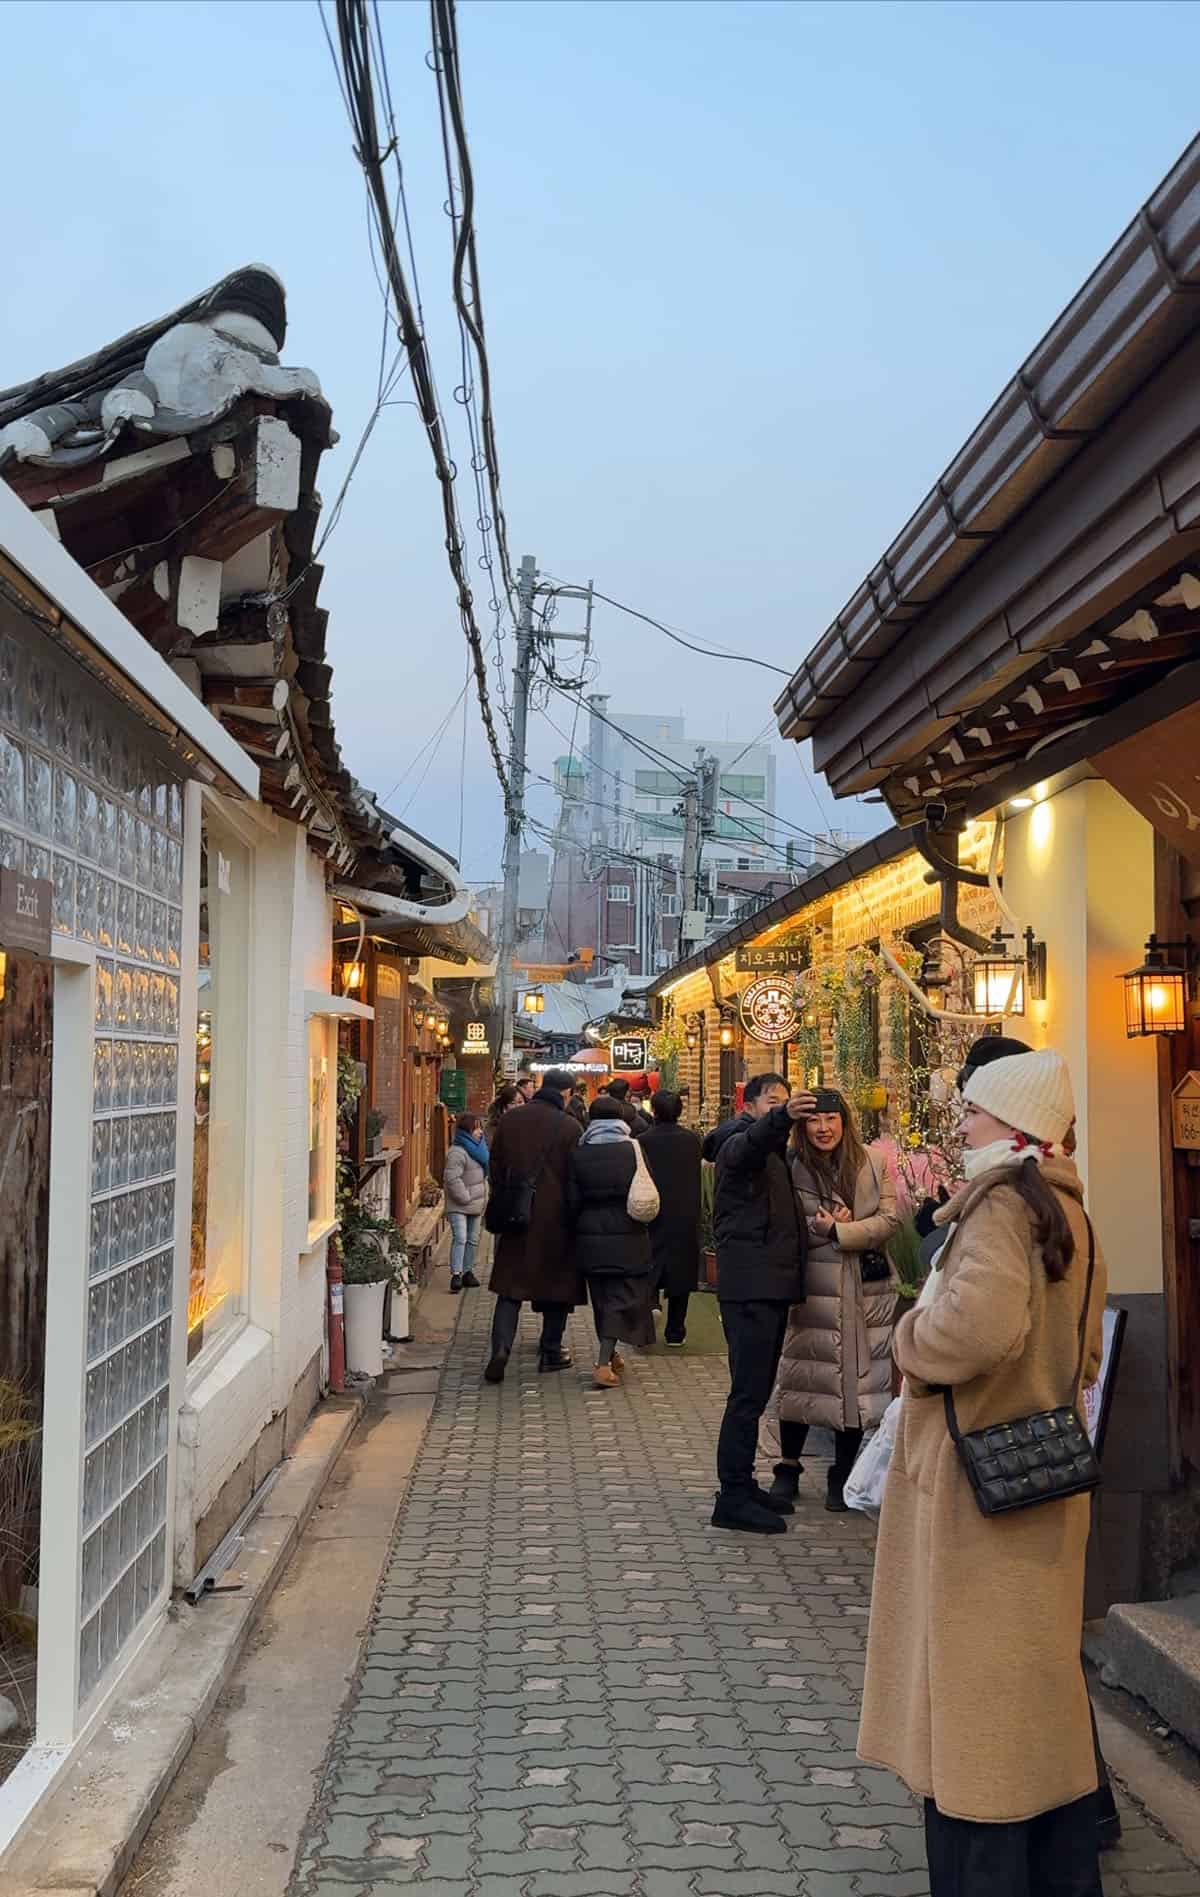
[844, 1394, 902, 1520]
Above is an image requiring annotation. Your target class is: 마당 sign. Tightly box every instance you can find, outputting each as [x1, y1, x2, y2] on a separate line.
[610, 1035, 648, 1072]
[1171, 1072, 1200, 1151]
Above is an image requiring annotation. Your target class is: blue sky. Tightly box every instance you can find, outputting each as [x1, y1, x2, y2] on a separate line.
[2, 0, 1199, 877]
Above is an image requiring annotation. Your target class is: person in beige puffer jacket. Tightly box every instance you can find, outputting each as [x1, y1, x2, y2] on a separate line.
[767, 1088, 898, 1513]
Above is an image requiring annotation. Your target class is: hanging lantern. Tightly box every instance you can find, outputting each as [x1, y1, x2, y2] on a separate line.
[972, 929, 1026, 1017]
[685, 1025, 698, 1051]
[413, 1004, 425, 1028]
[341, 958, 364, 993]
[523, 991, 545, 1014]
[1122, 936, 1191, 1038]
[719, 1012, 735, 1048]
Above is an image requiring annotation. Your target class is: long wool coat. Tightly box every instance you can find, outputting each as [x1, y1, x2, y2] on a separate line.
[777, 1148, 898, 1432]
[638, 1120, 703, 1296]
[487, 1092, 584, 1307]
[857, 1158, 1107, 1824]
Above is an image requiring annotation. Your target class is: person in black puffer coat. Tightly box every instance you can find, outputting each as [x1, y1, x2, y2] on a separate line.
[565, 1096, 656, 1390]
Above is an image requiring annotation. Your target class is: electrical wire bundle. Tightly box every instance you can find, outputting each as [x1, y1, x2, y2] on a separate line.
[327, 0, 510, 802]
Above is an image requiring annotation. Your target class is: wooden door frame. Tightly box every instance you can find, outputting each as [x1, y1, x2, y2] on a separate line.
[1155, 833, 1199, 1484]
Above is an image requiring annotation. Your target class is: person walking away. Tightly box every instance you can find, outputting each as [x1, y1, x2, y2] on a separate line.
[567, 1085, 588, 1127]
[771, 1088, 899, 1513]
[484, 1068, 582, 1382]
[485, 1083, 523, 1146]
[858, 1048, 1107, 1897]
[638, 1089, 702, 1345]
[443, 1111, 488, 1293]
[703, 1073, 813, 1534]
[565, 1097, 657, 1388]
[604, 1078, 646, 1136]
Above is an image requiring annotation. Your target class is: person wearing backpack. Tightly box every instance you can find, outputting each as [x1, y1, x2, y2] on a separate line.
[484, 1069, 583, 1383]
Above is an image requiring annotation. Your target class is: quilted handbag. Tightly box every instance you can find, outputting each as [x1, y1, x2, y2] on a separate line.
[942, 1213, 1100, 1517]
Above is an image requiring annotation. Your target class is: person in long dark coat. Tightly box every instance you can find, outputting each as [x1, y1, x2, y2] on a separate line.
[485, 1070, 582, 1383]
[565, 1097, 656, 1388]
[638, 1090, 702, 1346]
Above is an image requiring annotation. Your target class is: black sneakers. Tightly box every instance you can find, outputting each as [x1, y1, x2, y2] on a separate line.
[483, 1349, 509, 1384]
[711, 1491, 787, 1535]
[461, 1271, 481, 1289]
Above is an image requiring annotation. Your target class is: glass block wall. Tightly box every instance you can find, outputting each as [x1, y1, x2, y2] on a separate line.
[0, 626, 184, 1708]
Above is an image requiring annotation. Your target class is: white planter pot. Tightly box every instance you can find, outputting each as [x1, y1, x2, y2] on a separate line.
[344, 1280, 387, 1377]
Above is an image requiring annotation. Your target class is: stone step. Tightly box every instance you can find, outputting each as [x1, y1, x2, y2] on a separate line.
[1106, 1592, 1200, 1751]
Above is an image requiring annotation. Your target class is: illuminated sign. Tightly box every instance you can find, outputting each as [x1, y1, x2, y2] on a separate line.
[462, 1021, 491, 1056]
[738, 976, 798, 1045]
[610, 1035, 648, 1072]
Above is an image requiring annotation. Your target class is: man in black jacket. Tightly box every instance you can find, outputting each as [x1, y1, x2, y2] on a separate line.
[703, 1072, 814, 1534]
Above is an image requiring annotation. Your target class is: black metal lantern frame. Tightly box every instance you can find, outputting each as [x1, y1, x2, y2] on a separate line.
[1121, 935, 1194, 1038]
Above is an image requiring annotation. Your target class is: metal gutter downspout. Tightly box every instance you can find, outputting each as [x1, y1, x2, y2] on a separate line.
[914, 823, 992, 956]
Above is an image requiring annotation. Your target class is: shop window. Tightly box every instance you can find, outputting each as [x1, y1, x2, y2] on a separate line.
[307, 1016, 335, 1233]
[188, 812, 250, 1363]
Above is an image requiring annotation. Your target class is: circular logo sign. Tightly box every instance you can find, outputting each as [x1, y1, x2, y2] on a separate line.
[738, 976, 799, 1045]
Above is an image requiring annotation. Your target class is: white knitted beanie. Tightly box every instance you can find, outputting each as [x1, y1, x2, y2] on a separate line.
[961, 1048, 1075, 1146]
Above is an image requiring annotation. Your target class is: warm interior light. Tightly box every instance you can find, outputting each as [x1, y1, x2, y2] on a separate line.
[187, 1286, 229, 1335]
[1009, 796, 1034, 811]
[972, 953, 1025, 1017]
[720, 1022, 734, 1047]
[343, 960, 364, 992]
[1122, 938, 1188, 1037]
[685, 1031, 697, 1051]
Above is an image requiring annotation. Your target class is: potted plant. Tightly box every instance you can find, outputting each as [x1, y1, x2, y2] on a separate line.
[365, 1107, 386, 1157]
[339, 1196, 406, 1377]
[857, 1081, 888, 1113]
[699, 1164, 717, 1289]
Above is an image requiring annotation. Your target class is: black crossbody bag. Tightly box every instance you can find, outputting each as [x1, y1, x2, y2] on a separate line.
[942, 1213, 1100, 1517]
[484, 1148, 550, 1236]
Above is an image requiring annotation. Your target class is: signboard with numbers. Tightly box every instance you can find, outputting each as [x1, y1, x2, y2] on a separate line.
[610, 1036, 648, 1072]
[734, 940, 808, 974]
[1171, 1072, 1200, 1150]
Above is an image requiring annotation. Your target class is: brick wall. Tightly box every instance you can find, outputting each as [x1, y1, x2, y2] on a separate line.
[658, 827, 1001, 1134]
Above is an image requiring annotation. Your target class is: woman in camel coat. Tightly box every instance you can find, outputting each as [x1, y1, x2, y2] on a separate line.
[858, 1048, 1107, 1895]
[769, 1089, 898, 1512]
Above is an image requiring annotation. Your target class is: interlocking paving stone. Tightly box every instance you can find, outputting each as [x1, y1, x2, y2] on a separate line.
[290, 1281, 1200, 1895]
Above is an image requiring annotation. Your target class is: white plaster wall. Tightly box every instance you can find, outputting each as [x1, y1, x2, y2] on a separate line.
[1004, 779, 1161, 1293]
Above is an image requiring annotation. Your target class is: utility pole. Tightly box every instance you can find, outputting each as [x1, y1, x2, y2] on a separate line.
[494, 562, 593, 1081]
[495, 553, 536, 1081]
[678, 775, 701, 958]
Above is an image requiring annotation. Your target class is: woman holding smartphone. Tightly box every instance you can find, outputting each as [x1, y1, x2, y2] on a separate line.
[769, 1088, 899, 1513]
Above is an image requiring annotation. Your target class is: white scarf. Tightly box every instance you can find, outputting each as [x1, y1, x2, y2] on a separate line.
[961, 1132, 1065, 1180]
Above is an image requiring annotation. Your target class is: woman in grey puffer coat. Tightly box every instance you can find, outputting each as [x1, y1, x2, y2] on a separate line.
[443, 1112, 489, 1293]
[768, 1089, 898, 1513]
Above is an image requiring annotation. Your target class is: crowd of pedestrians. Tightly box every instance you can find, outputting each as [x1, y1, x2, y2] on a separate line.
[441, 1042, 1114, 1897]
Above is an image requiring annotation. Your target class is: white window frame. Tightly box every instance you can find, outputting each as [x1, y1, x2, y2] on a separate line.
[184, 791, 260, 1389]
[303, 991, 373, 1251]
[607, 884, 633, 906]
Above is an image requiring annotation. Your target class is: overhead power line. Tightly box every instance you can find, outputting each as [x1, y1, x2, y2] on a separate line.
[326, 0, 510, 800]
[544, 578, 793, 679]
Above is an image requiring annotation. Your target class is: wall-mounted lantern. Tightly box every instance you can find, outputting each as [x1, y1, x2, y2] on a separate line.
[523, 991, 545, 1014]
[719, 1010, 735, 1048]
[971, 926, 1047, 1016]
[1122, 935, 1193, 1038]
[341, 958, 365, 993]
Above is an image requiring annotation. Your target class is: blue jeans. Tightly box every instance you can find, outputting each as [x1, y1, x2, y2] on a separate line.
[448, 1211, 480, 1278]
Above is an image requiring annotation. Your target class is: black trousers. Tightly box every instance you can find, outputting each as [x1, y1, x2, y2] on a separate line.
[779, 1420, 864, 1485]
[924, 1793, 1103, 1897]
[490, 1296, 568, 1357]
[717, 1300, 790, 1494]
[664, 1293, 690, 1341]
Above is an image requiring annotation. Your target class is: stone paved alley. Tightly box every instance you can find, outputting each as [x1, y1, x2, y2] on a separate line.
[290, 1283, 1200, 1897]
